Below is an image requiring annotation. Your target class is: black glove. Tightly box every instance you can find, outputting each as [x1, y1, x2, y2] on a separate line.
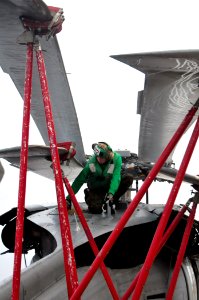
[102, 193, 115, 215]
[109, 200, 115, 215]
[102, 202, 108, 213]
[104, 193, 113, 203]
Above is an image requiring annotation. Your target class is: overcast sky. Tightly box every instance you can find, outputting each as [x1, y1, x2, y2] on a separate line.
[1, 0, 199, 281]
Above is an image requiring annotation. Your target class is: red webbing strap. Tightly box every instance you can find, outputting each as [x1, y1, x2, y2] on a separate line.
[166, 200, 198, 299]
[122, 201, 190, 300]
[35, 43, 78, 298]
[132, 115, 199, 299]
[12, 43, 33, 300]
[63, 175, 120, 300]
[70, 101, 199, 299]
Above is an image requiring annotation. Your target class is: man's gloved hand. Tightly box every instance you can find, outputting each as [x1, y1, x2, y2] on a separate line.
[102, 193, 115, 215]
[104, 193, 113, 202]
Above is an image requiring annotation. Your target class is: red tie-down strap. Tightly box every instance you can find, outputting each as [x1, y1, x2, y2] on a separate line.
[57, 142, 77, 163]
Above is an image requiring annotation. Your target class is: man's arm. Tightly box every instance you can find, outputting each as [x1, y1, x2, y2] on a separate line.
[67, 164, 90, 198]
[108, 154, 122, 195]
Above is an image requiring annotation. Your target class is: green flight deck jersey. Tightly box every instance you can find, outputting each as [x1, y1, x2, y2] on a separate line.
[69, 151, 122, 197]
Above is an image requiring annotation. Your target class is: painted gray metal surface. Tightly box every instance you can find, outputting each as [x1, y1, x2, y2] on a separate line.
[182, 258, 198, 300]
[0, 203, 197, 299]
[0, 145, 83, 181]
[0, 0, 86, 166]
[112, 51, 199, 164]
[0, 260, 190, 300]
[0, 161, 4, 182]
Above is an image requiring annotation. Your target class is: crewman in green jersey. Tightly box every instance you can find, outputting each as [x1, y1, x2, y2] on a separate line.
[67, 142, 133, 214]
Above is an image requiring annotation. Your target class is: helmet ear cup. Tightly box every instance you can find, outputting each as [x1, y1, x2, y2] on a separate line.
[92, 143, 98, 150]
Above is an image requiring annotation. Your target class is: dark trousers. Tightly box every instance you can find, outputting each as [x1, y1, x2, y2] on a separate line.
[112, 175, 133, 203]
[84, 174, 133, 213]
